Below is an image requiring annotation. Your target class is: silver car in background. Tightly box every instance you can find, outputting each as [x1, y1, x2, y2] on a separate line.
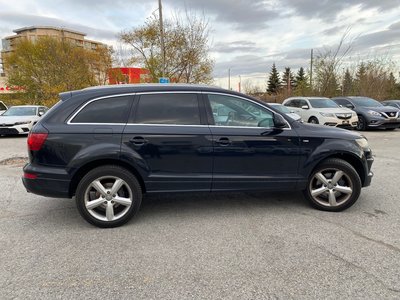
[0, 105, 48, 136]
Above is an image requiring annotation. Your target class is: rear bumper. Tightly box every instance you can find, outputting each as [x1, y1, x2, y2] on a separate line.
[22, 163, 71, 198]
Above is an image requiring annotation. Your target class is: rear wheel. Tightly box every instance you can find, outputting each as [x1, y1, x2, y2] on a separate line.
[308, 117, 319, 124]
[304, 158, 361, 212]
[356, 115, 367, 131]
[76, 165, 142, 228]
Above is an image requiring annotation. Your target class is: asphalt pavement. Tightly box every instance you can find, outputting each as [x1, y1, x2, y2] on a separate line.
[0, 130, 399, 299]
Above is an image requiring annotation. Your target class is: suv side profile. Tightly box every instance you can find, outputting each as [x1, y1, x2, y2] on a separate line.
[23, 85, 374, 227]
[282, 97, 358, 129]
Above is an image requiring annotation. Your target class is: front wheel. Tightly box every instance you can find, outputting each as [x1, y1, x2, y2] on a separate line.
[356, 115, 367, 131]
[308, 117, 319, 124]
[304, 158, 361, 211]
[76, 165, 142, 228]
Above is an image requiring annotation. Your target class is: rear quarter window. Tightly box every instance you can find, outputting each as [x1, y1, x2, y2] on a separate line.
[71, 96, 132, 124]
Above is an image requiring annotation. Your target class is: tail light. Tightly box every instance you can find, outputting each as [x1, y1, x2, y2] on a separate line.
[27, 133, 48, 151]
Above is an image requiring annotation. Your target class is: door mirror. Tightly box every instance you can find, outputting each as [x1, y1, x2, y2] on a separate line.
[38, 111, 44, 116]
[345, 104, 354, 109]
[301, 105, 309, 110]
[273, 114, 287, 128]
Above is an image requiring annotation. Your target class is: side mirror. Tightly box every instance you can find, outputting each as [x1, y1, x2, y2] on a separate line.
[273, 114, 287, 129]
[38, 111, 44, 116]
[301, 105, 309, 110]
[345, 104, 354, 109]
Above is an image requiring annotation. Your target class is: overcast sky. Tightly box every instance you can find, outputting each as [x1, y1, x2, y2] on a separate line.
[0, 0, 399, 89]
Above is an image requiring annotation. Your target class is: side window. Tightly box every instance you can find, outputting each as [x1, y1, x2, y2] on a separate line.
[284, 100, 293, 107]
[208, 94, 274, 128]
[0, 102, 6, 110]
[291, 100, 300, 108]
[299, 100, 308, 108]
[337, 99, 354, 109]
[72, 96, 131, 124]
[135, 93, 200, 125]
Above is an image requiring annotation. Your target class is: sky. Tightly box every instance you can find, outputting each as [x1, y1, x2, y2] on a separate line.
[0, 0, 399, 90]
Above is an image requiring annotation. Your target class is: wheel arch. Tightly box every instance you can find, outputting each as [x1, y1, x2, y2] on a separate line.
[69, 159, 146, 197]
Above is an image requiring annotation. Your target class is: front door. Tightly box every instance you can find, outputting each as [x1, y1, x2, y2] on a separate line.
[205, 93, 300, 191]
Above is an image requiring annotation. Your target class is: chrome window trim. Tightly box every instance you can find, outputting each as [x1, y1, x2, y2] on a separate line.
[67, 93, 136, 125]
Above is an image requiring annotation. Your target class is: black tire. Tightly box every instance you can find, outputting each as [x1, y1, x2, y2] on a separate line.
[304, 158, 361, 212]
[76, 165, 142, 228]
[308, 117, 319, 124]
[356, 115, 367, 131]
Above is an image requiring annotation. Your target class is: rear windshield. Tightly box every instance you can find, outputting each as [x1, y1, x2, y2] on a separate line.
[309, 98, 339, 108]
[350, 97, 383, 107]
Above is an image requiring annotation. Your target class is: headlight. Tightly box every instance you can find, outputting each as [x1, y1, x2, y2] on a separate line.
[355, 137, 369, 149]
[367, 110, 381, 116]
[319, 112, 335, 117]
[14, 121, 31, 125]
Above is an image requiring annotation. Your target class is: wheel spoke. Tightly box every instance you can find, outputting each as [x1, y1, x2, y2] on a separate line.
[315, 172, 329, 185]
[329, 190, 337, 206]
[86, 198, 104, 210]
[113, 196, 132, 207]
[311, 186, 328, 197]
[331, 171, 344, 185]
[335, 185, 352, 194]
[106, 202, 114, 221]
[110, 179, 124, 195]
[91, 180, 107, 196]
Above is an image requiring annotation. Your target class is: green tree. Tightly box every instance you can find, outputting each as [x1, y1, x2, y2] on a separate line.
[342, 68, 353, 95]
[120, 12, 213, 83]
[4, 37, 112, 105]
[267, 63, 281, 94]
[295, 67, 307, 84]
[294, 67, 310, 96]
[282, 67, 295, 91]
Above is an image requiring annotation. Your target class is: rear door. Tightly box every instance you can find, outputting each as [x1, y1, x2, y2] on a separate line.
[122, 92, 213, 192]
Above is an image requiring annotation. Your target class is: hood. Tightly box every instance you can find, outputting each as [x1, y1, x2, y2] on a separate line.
[317, 107, 354, 114]
[357, 105, 399, 117]
[0, 115, 38, 124]
[298, 122, 362, 140]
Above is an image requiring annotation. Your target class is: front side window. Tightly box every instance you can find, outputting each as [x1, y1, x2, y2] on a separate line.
[135, 93, 200, 125]
[208, 94, 274, 128]
[72, 96, 131, 124]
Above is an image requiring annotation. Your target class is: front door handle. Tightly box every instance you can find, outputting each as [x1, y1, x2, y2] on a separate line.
[129, 136, 147, 145]
[216, 137, 231, 146]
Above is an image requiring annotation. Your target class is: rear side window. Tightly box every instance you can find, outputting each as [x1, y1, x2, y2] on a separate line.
[72, 96, 131, 124]
[0, 102, 6, 110]
[135, 94, 200, 125]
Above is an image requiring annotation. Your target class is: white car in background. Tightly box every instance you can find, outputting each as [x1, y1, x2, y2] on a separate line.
[0, 101, 7, 115]
[0, 105, 48, 136]
[268, 103, 302, 121]
[282, 97, 358, 129]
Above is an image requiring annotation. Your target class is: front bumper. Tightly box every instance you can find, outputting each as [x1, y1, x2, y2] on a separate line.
[365, 117, 400, 129]
[363, 148, 374, 187]
[22, 163, 71, 198]
[322, 115, 358, 128]
[0, 124, 32, 135]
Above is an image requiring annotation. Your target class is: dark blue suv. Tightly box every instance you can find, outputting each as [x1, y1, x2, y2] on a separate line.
[23, 85, 374, 227]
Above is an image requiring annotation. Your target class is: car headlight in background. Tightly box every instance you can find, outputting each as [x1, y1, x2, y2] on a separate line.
[356, 137, 369, 149]
[367, 110, 381, 116]
[319, 112, 335, 117]
[14, 121, 31, 125]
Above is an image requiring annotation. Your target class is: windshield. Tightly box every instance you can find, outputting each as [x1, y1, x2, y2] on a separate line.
[272, 105, 290, 114]
[309, 98, 339, 108]
[3, 107, 37, 116]
[350, 97, 382, 107]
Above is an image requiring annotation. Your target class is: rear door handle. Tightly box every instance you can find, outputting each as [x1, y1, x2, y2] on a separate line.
[216, 137, 231, 146]
[129, 136, 147, 145]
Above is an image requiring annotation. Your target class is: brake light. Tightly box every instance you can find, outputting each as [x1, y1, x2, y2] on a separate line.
[24, 172, 37, 179]
[27, 133, 48, 151]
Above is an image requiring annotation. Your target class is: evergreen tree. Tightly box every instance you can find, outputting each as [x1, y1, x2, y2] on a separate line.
[282, 67, 295, 90]
[267, 63, 281, 94]
[342, 68, 353, 95]
[295, 67, 307, 83]
[293, 67, 310, 96]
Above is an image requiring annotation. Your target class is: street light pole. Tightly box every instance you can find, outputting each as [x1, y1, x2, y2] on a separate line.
[158, 0, 166, 78]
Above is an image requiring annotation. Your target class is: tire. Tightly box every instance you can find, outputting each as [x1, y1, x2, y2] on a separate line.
[76, 165, 142, 228]
[304, 158, 361, 212]
[308, 117, 319, 124]
[356, 115, 367, 131]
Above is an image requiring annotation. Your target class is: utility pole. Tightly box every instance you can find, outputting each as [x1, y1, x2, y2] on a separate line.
[238, 75, 241, 92]
[310, 48, 313, 89]
[158, 0, 166, 78]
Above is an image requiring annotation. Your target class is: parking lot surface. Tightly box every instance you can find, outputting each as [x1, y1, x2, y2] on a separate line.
[0, 130, 399, 299]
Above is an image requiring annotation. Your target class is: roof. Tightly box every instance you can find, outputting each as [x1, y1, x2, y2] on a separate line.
[13, 26, 86, 36]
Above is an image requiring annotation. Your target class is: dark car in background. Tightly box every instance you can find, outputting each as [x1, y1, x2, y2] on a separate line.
[332, 96, 400, 130]
[23, 84, 374, 227]
[382, 100, 400, 109]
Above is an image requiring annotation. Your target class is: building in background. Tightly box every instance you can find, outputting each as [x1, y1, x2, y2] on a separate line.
[108, 67, 151, 84]
[0, 26, 107, 77]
